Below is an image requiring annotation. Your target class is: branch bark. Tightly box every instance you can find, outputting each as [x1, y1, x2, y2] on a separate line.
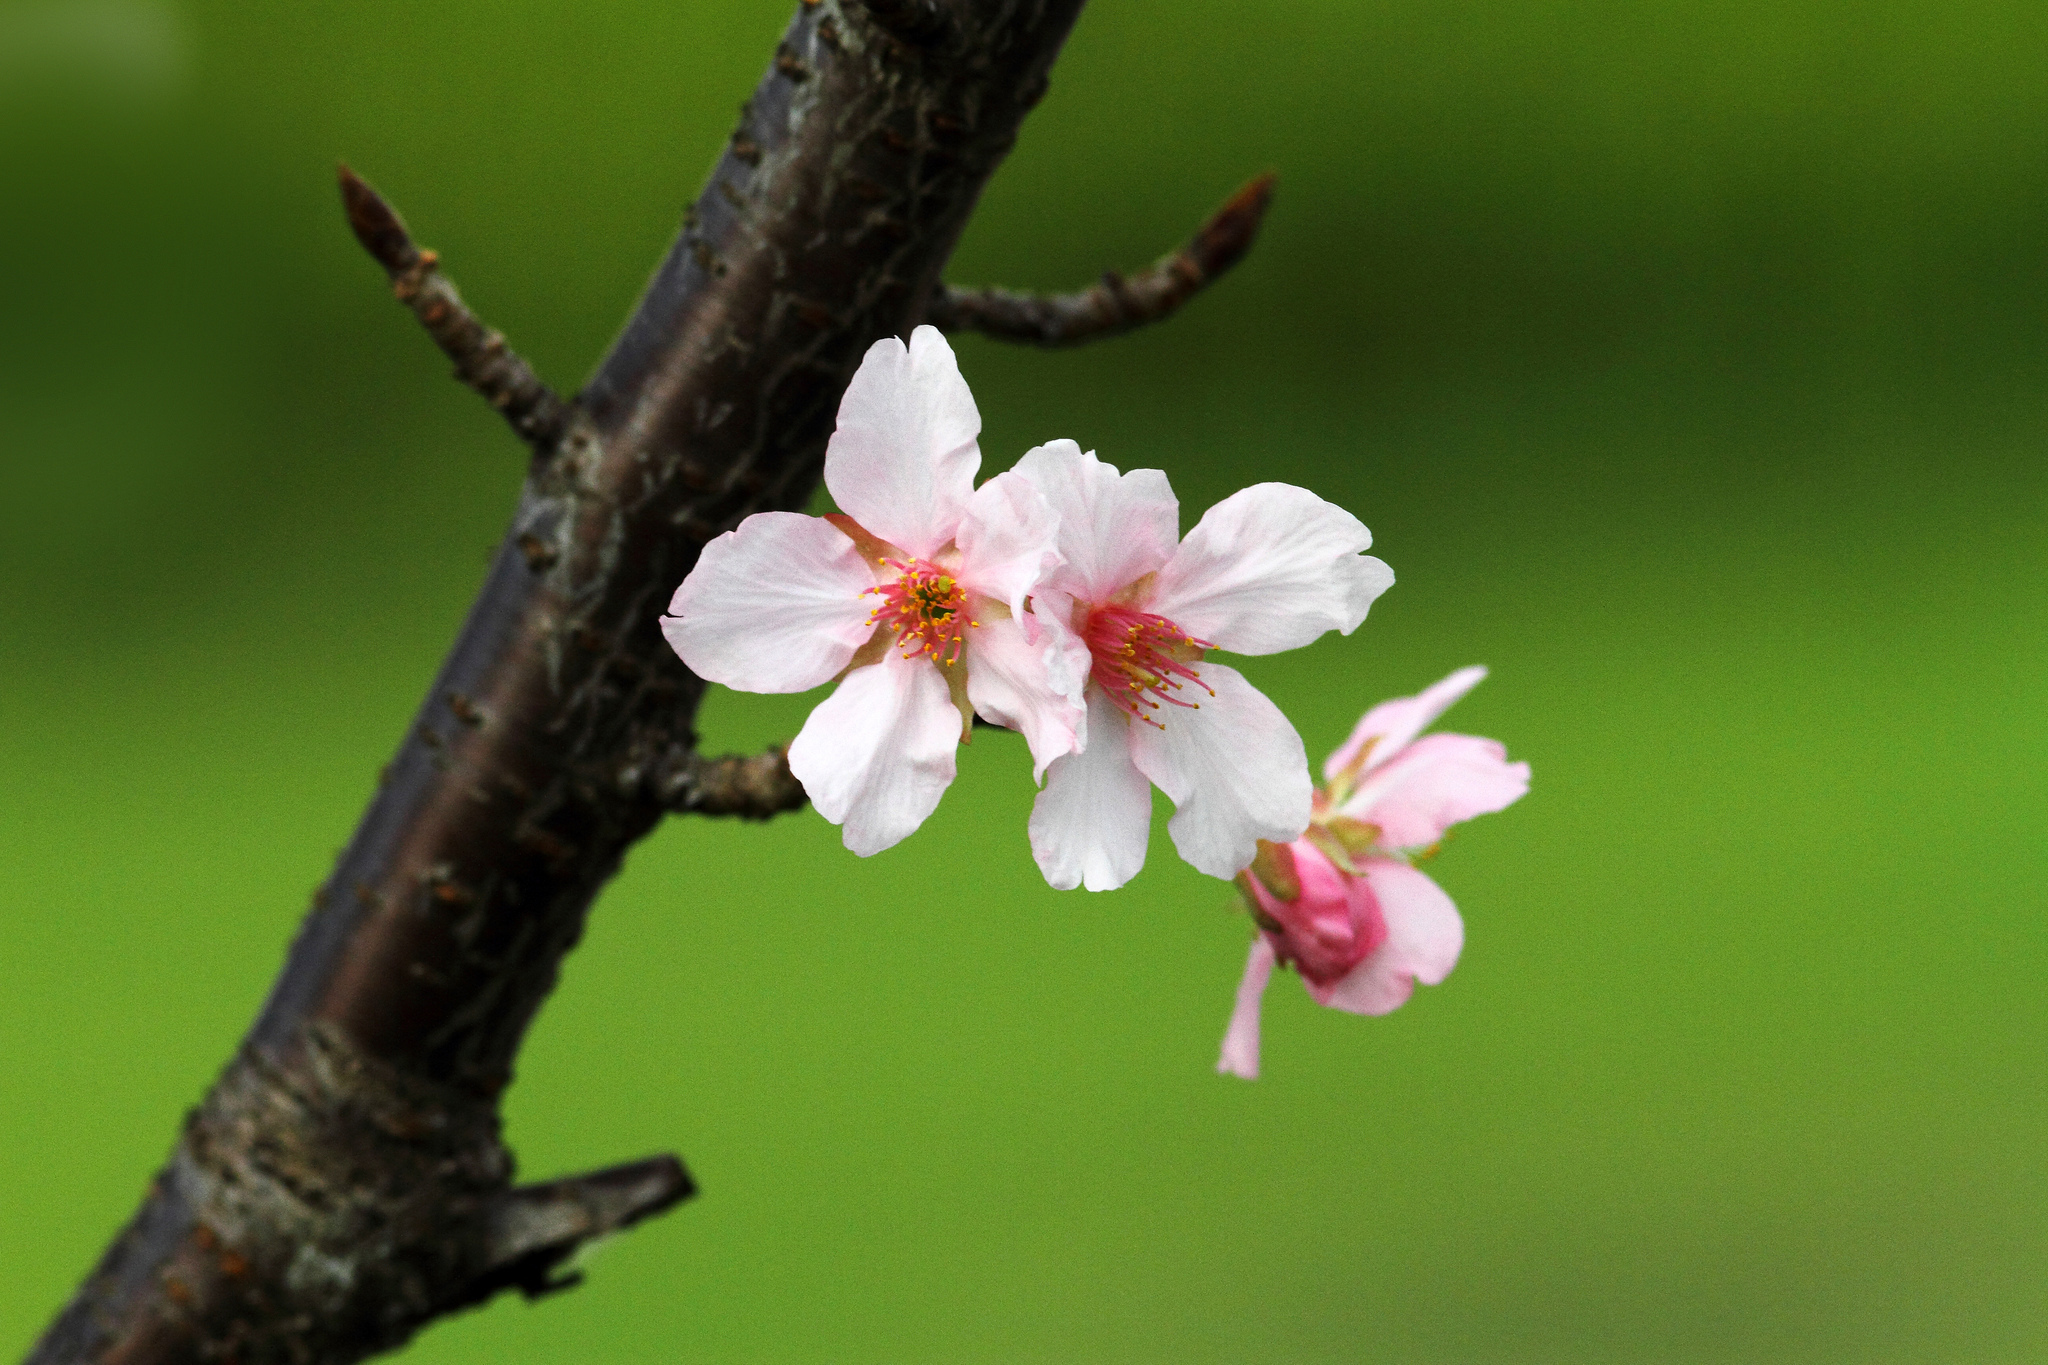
[856, 0, 954, 45]
[924, 171, 1274, 345]
[26, 1, 1088, 1361]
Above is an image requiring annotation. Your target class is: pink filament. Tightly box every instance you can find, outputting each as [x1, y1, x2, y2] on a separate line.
[1083, 604, 1214, 727]
[864, 558, 973, 664]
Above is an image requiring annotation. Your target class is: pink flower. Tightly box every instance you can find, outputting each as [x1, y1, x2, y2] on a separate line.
[1009, 441, 1395, 890]
[662, 327, 1083, 856]
[1216, 666, 1530, 1079]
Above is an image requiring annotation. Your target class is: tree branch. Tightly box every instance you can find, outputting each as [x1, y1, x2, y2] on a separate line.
[339, 164, 571, 451]
[24, 3, 1176, 1361]
[34, 2, 1093, 1358]
[924, 171, 1275, 346]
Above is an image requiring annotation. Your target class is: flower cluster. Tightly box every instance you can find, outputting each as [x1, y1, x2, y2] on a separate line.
[1216, 666, 1530, 1079]
[662, 326, 1393, 888]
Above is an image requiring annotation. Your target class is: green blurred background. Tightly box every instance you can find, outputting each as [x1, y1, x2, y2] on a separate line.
[4, 0, 2045, 1359]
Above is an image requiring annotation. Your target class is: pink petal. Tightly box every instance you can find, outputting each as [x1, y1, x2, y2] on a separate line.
[787, 648, 961, 856]
[1126, 662, 1313, 880]
[1216, 936, 1277, 1079]
[955, 468, 1063, 622]
[660, 512, 877, 693]
[1339, 732, 1531, 849]
[1009, 440, 1180, 603]
[823, 326, 980, 560]
[1028, 689, 1153, 890]
[1148, 483, 1393, 656]
[1314, 860, 1463, 1015]
[964, 611, 1086, 782]
[1323, 665, 1489, 783]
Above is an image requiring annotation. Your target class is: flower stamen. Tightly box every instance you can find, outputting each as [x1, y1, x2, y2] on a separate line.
[1083, 604, 1214, 728]
[863, 557, 975, 665]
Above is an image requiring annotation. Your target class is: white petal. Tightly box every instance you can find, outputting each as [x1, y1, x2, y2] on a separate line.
[823, 326, 980, 560]
[1030, 591, 1096, 740]
[955, 468, 1063, 621]
[1320, 860, 1463, 1015]
[1339, 732, 1531, 848]
[787, 648, 960, 856]
[1323, 665, 1489, 781]
[1009, 440, 1179, 602]
[660, 512, 877, 693]
[1127, 663, 1312, 880]
[1216, 936, 1276, 1079]
[964, 611, 1085, 781]
[1149, 483, 1393, 655]
[1028, 688, 1152, 891]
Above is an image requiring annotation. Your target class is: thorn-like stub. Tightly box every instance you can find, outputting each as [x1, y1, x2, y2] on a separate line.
[479, 1154, 695, 1298]
[338, 164, 420, 278]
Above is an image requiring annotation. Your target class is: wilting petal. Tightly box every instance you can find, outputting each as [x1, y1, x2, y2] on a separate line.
[661, 512, 877, 692]
[956, 468, 1063, 622]
[1028, 689, 1152, 891]
[1148, 483, 1393, 655]
[788, 648, 960, 856]
[824, 326, 980, 560]
[1314, 860, 1463, 1015]
[1323, 665, 1488, 783]
[1127, 663, 1312, 880]
[965, 611, 1085, 781]
[1339, 732, 1531, 849]
[1010, 440, 1179, 603]
[1216, 936, 1277, 1079]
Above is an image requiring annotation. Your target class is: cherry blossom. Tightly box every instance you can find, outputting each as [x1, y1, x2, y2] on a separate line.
[1216, 666, 1530, 1079]
[661, 327, 1082, 856]
[1011, 441, 1394, 890]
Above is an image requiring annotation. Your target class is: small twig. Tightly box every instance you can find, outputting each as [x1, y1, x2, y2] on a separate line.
[475, 1156, 694, 1302]
[924, 172, 1275, 347]
[338, 165, 570, 450]
[652, 745, 808, 820]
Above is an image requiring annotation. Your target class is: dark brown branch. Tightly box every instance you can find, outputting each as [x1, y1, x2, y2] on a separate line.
[339, 165, 571, 451]
[924, 171, 1276, 346]
[649, 745, 807, 820]
[31, 3, 1095, 1361]
[26, 1028, 691, 1365]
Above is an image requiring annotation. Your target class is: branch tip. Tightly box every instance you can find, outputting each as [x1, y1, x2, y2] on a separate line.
[1188, 170, 1277, 279]
[925, 171, 1279, 347]
[337, 164, 420, 277]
